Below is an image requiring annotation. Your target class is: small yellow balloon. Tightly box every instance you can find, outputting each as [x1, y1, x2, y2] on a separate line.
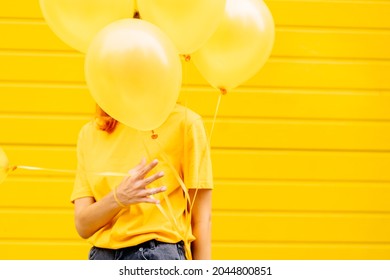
[0, 147, 9, 185]
[85, 19, 182, 131]
[192, 0, 275, 91]
[137, 0, 226, 55]
[40, 0, 135, 53]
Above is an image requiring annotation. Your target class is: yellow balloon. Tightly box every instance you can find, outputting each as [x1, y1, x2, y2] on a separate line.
[0, 147, 9, 185]
[137, 0, 226, 55]
[85, 19, 182, 131]
[39, 0, 135, 53]
[192, 0, 275, 91]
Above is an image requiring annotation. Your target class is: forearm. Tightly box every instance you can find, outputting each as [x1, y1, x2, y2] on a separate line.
[74, 160, 166, 239]
[191, 219, 212, 260]
[189, 189, 212, 260]
[75, 192, 123, 239]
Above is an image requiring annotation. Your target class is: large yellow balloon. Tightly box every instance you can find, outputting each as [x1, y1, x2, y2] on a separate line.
[85, 19, 182, 131]
[192, 0, 275, 92]
[39, 0, 135, 53]
[137, 0, 226, 55]
[0, 147, 9, 185]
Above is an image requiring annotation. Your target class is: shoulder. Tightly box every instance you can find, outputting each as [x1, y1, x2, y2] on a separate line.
[170, 103, 203, 126]
[76, 119, 102, 145]
[78, 120, 95, 138]
[158, 104, 205, 136]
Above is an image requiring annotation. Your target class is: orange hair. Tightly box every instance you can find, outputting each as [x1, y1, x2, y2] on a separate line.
[95, 105, 118, 134]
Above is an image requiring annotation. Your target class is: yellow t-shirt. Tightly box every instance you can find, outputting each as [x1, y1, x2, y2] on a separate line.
[71, 104, 213, 254]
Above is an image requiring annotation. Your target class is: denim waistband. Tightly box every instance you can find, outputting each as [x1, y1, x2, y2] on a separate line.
[89, 239, 185, 260]
[135, 239, 184, 250]
[98, 239, 185, 253]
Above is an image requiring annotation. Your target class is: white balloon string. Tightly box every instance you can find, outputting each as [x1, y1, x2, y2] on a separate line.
[11, 165, 129, 177]
[146, 136, 191, 215]
[154, 202, 174, 228]
[189, 89, 223, 214]
[208, 90, 223, 146]
[181, 90, 195, 259]
[139, 133, 181, 234]
[150, 137, 194, 259]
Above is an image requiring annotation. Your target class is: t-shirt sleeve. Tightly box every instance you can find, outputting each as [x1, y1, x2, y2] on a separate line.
[183, 116, 214, 190]
[70, 125, 94, 202]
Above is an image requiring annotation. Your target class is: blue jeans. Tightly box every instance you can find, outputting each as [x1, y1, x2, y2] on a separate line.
[89, 240, 186, 260]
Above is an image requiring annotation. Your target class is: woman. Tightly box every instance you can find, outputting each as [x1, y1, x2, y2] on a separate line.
[71, 103, 213, 260]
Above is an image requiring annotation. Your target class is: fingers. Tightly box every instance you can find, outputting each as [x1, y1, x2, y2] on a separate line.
[143, 186, 167, 204]
[120, 158, 167, 205]
[143, 171, 164, 185]
[131, 158, 159, 179]
[138, 157, 147, 166]
[139, 159, 159, 178]
[143, 197, 160, 204]
[126, 160, 164, 188]
[148, 186, 167, 196]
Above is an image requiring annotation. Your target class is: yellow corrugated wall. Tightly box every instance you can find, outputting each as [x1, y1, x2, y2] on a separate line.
[1, 0, 390, 260]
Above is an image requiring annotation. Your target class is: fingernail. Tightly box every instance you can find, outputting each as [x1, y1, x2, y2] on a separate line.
[159, 171, 164, 176]
[155, 200, 160, 204]
[161, 186, 167, 191]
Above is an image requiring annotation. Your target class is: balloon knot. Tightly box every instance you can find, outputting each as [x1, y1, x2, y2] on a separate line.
[182, 55, 191, 62]
[219, 88, 227, 95]
[151, 130, 158, 140]
[133, 11, 141, 19]
[6, 165, 17, 172]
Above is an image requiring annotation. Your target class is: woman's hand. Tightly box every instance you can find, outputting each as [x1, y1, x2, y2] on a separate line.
[74, 158, 166, 239]
[116, 158, 166, 206]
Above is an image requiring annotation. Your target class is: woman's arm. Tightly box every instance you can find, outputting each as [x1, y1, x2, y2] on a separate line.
[74, 159, 166, 239]
[74, 195, 120, 239]
[189, 188, 212, 260]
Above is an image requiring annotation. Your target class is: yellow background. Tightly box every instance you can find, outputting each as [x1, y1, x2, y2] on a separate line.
[1, 0, 390, 259]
